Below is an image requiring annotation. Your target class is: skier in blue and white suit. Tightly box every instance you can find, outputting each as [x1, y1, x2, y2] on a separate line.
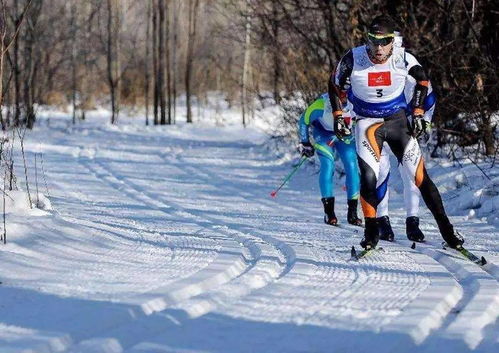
[298, 93, 362, 226]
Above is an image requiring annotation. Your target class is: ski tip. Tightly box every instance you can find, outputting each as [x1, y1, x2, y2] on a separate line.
[411, 242, 416, 250]
[481, 256, 487, 266]
[270, 191, 277, 198]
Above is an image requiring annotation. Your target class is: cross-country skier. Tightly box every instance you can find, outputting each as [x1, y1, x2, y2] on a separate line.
[375, 31, 436, 242]
[376, 80, 435, 242]
[328, 15, 464, 249]
[298, 93, 362, 226]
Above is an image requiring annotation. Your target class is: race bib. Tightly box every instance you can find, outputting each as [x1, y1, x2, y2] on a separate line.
[368, 72, 391, 86]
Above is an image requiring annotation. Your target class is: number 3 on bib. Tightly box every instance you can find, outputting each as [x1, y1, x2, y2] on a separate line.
[376, 89, 383, 97]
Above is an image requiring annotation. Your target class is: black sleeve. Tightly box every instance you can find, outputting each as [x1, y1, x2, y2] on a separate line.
[408, 65, 429, 111]
[328, 50, 353, 115]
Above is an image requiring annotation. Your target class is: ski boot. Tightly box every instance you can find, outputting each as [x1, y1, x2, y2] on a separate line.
[442, 229, 465, 249]
[437, 218, 465, 249]
[377, 215, 394, 242]
[360, 218, 379, 249]
[406, 216, 425, 242]
[321, 197, 338, 226]
[347, 199, 363, 226]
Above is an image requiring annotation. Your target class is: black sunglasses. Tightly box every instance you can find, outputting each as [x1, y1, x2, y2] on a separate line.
[367, 33, 394, 46]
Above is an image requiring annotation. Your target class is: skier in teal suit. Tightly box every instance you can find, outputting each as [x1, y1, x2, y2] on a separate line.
[298, 93, 362, 226]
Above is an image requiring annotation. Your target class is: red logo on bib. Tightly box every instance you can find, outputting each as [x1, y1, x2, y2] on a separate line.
[368, 72, 391, 86]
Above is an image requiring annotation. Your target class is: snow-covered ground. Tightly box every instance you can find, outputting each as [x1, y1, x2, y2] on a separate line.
[0, 104, 498, 353]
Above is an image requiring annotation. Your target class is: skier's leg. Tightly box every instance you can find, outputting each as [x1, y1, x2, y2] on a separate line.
[399, 162, 420, 217]
[376, 144, 390, 217]
[335, 138, 360, 200]
[375, 144, 394, 241]
[356, 118, 385, 247]
[385, 116, 463, 248]
[313, 128, 338, 225]
[399, 161, 425, 241]
[316, 150, 335, 198]
[335, 138, 362, 225]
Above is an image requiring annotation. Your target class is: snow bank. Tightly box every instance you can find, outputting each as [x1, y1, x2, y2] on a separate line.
[419, 156, 498, 226]
[3, 189, 52, 216]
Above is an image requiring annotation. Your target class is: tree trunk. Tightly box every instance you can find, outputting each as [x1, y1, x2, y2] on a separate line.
[115, 1, 121, 123]
[241, 0, 252, 127]
[13, 0, 21, 127]
[23, 0, 42, 129]
[158, 0, 166, 125]
[185, 0, 200, 124]
[71, 0, 77, 124]
[165, 0, 171, 124]
[152, 0, 159, 125]
[106, 0, 120, 124]
[106, 0, 116, 124]
[145, 0, 151, 126]
[271, 1, 280, 104]
[0, 5, 6, 130]
[172, 0, 178, 123]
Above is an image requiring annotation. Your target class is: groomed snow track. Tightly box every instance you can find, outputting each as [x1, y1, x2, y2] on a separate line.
[0, 120, 497, 353]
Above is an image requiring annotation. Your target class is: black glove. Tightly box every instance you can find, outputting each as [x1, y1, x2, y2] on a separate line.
[334, 116, 352, 141]
[411, 115, 429, 138]
[298, 142, 314, 157]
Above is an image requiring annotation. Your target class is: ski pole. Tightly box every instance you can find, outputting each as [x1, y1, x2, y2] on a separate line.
[270, 156, 308, 198]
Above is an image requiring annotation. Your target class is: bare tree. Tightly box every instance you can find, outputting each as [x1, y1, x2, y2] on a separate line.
[0, 0, 33, 129]
[185, 0, 200, 123]
[79, 0, 97, 120]
[12, 0, 22, 127]
[22, 0, 44, 129]
[241, 0, 252, 127]
[152, 0, 159, 125]
[106, 0, 121, 124]
[270, 1, 280, 103]
[158, 0, 166, 124]
[171, 0, 179, 123]
[144, 0, 151, 125]
[164, 0, 172, 124]
[70, 0, 77, 124]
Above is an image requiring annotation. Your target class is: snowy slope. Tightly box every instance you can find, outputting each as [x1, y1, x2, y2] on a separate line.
[0, 108, 498, 353]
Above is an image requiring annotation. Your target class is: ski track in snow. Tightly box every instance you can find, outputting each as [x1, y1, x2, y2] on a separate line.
[0, 117, 498, 353]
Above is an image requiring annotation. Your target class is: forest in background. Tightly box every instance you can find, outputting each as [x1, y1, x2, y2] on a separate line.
[0, 0, 497, 157]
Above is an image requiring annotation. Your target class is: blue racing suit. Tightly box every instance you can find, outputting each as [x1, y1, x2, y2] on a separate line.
[298, 93, 360, 200]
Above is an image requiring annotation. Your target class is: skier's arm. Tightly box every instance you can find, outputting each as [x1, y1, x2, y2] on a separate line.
[328, 50, 353, 117]
[405, 77, 436, 123]
[406, 52, 429, 116]
[298, 98, 325, 143]
[298, 114, 310, 143]
[423, 83, 436, 122]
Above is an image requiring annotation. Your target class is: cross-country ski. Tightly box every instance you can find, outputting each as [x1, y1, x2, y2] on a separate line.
[442, 243, 488, 267]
